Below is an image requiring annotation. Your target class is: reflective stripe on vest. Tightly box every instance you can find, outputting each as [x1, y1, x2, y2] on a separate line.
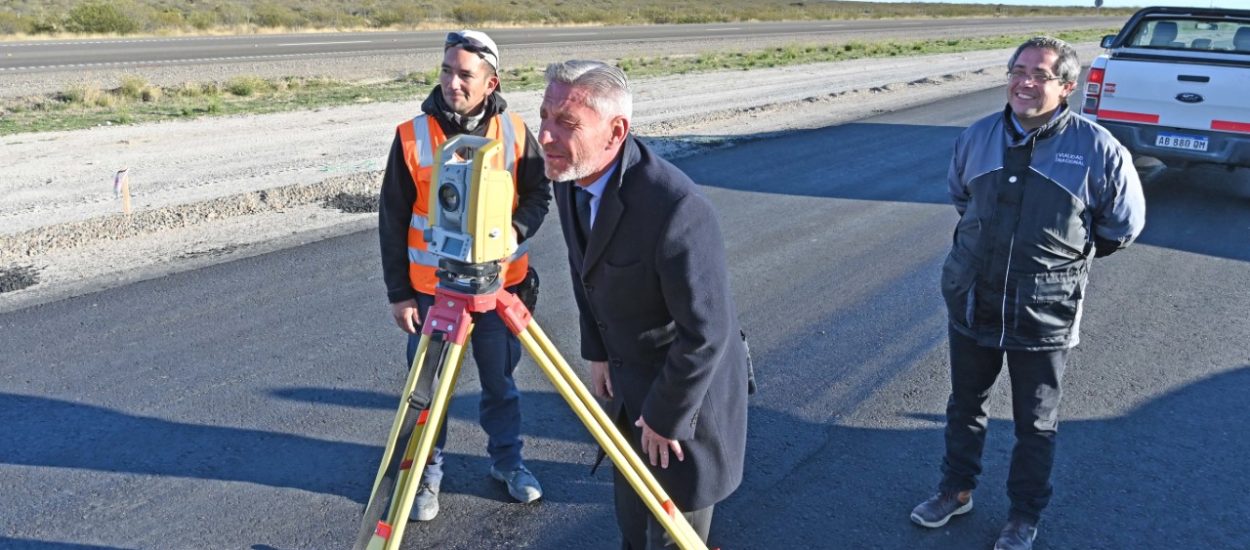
[499, 112, 517, 173]
[409, 215, 429, 231]
[412, 116, 433, 169]
[407, 215, 438, 267]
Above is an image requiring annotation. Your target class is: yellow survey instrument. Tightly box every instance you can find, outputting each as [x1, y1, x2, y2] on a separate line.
[424, 134, 517, 266]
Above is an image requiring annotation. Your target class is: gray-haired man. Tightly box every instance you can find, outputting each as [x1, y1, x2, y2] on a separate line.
[539, 60, 750, 549]
[910, 36, 1145, 550]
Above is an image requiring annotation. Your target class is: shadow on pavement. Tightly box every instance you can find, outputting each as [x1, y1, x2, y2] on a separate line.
[708, 365, 1250, 549]
[4, 361, 1246, 549]
[0, 392, 377, 502]
[673, 121, 1250, 264]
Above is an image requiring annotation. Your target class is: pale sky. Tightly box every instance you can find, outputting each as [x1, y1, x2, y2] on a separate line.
[861, 0, 1241, 8]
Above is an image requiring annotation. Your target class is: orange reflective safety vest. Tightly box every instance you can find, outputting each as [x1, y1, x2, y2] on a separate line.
[397, 112, 530, 295]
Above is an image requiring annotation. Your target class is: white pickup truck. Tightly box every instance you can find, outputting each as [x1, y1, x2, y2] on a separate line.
[1083, 6, 1250, 170]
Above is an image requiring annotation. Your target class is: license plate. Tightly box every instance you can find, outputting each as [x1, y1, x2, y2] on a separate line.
[1156, 132, 1209, 152]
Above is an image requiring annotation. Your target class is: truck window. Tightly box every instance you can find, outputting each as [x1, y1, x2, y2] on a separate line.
[1127, 18, 1250, 53]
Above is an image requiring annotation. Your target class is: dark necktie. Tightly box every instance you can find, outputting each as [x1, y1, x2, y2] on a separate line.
[575, 187, 594, 244]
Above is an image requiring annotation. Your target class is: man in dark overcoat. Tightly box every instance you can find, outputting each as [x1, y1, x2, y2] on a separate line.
[537, 59, 750, 549]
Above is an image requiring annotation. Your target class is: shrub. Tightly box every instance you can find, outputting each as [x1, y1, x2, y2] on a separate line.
[0, 12, 35, 34]
[29, 16, 60, 34]
[226, 75, 272, 97]
[452, 2, 496, 25]
[399, 70, 437, 86]
[175, 82, 207, 98]
[306, 7, 368, 28]
[140, 87, 162, 102]
[150, 10, 186, 32]
[214, 4, 251, 27]
[373, 6, 426, 27]
[118, 75, 148, 99]
[65, 1, 141, 34]
[60, 85, 105, 106]
[187, 10, 217, 30]
[253, 3, 305, 29]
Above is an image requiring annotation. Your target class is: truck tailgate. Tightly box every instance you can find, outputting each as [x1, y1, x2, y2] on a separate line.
[1099, 59, 1250, 134]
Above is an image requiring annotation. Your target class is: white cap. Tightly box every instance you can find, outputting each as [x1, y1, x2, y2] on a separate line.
[445, 29, 500, 72]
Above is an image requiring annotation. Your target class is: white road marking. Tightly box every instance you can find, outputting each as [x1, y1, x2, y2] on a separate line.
[277, 40, 372, 46]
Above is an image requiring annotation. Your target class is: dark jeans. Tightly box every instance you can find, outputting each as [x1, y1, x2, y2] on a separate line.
[405, 291, 525, 485]
[939, 324, 1067, 523]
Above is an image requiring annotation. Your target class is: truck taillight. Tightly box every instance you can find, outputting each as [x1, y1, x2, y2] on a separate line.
[1083, 67, 1105, 115]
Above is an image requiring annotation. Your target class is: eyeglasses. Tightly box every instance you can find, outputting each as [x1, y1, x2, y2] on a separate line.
[1007, 70, 1064, 84]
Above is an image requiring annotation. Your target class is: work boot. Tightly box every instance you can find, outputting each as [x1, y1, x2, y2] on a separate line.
[489, 464, 543, 503]
[993, 518, 1038, 550]
[910, 490, 973, 528]
[410, 482, 439, 522]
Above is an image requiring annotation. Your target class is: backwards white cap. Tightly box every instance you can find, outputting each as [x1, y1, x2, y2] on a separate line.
[445, 29, 500, 72]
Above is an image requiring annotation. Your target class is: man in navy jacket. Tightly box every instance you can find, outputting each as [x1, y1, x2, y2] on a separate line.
[910, 37, 1145, 550]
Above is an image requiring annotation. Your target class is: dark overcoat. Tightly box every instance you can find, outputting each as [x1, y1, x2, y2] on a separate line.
[555, 135, 749, 510]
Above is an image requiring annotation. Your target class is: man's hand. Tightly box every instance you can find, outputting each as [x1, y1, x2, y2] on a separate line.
[508, 223, 521, 255]
[635, 416, 684, 469]
[590, 360, 613, 400]
[390, 299, 421, 334]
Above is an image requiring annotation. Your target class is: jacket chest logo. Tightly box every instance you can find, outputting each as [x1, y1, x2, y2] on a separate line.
[1055, 152, 1086, 167]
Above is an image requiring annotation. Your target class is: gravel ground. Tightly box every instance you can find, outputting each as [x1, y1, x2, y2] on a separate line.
[0, 42, 1103, 312]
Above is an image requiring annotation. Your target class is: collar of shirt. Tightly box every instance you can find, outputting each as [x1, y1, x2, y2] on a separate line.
[578, 160, 617, 226]
[1009, 107, 1063, 136]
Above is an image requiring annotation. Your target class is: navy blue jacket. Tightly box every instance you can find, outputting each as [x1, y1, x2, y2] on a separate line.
[943, 105, 1146, 350]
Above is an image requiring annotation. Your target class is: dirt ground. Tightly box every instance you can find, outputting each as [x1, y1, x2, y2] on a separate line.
[0, 44, 1101, 312]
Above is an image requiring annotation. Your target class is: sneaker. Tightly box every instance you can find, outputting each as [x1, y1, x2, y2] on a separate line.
[410, 483, 439, 522]
[489, 465, 543, 503]
[910, 490, 973, 528]
[993, 518, 1038, 550]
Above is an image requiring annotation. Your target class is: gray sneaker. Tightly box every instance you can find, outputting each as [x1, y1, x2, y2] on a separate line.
[489, 465, 543, 503]
[993, 518, 1038, 550]
[910, 490, 973, 528]
[410, 483, 439, 522]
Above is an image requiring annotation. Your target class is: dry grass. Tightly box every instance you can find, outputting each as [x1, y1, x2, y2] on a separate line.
[0, 28, 1115, 135]
[0, 0, 1130, 38]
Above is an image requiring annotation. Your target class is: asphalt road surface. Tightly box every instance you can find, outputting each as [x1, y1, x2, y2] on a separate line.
[0, 17, 1124, 73]
[3, 86, 1249, 549]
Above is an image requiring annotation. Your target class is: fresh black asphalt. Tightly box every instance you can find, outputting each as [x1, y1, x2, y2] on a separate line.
[2, 86, 1248, 549]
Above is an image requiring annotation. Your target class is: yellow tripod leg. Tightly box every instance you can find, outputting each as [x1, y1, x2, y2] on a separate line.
[354, 333, 434, 550]
[357, 328, 471, 550]
[517, 321, 708, 550]
[380, 334, 470, 550]
[369, 333, 432, 496]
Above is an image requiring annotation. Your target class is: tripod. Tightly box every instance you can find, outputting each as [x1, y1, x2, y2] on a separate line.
[354, 260, 708, 550]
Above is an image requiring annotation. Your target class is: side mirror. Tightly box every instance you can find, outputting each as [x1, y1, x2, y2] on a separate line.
[1101, 35, 1116, 49]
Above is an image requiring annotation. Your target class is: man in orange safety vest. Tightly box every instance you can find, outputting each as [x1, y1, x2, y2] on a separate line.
[377, 29, 552, 522]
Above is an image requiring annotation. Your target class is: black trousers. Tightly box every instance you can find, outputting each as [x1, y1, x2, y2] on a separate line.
[611, 417, 714, 549]
[939, 324, 1068, 523]
[613, 465, 714, 550]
